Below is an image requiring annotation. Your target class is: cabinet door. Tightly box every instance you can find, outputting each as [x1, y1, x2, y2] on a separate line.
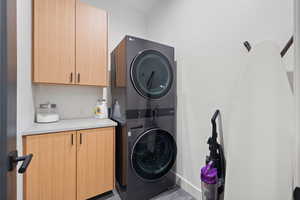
[33, 0, 75, 84]
[77, 128, 115, 199]
[76, 1, 108, 86]
[23, 132, 76, 200]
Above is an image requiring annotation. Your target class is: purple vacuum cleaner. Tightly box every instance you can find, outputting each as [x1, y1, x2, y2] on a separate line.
[201, 110, 226, 200]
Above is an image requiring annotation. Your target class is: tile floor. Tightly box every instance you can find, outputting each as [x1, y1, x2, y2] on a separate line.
[95, 187, 196, 200]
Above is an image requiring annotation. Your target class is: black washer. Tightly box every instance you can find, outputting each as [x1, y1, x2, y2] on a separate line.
[131, 129, 177, 181]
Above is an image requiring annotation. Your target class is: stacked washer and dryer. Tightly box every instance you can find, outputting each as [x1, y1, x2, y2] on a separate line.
[111, 36, 177, 200]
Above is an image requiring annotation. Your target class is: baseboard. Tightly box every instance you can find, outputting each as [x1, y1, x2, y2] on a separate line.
[173, 171, 202, 200]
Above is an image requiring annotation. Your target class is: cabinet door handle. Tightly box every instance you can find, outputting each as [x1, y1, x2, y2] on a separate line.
[71, 134, 74, 145]
[80, 133, 82, 145]
[69, 72, 73, 83]
[77, 73, 80, 83]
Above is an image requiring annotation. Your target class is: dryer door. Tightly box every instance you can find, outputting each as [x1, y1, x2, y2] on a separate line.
[131, 129, 177, 181]
[130, 50, 173, 99]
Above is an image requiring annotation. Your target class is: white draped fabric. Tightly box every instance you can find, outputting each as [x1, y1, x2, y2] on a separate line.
[224, 42, 294, 200]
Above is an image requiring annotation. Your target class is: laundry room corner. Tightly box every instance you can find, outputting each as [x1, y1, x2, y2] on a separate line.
[145, 0, 294, 199]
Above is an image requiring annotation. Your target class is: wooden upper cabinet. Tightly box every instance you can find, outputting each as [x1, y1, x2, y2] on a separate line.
[77, 128, 115, 200]
[33, 0, 108, 86]
[76, 1, 108, 86]
[23, 131, 77, 200]
[33, 0, 76, 84]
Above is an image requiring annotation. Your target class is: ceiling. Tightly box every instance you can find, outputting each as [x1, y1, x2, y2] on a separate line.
[82, 0, 161, 16]
[125, 0, 160, 13]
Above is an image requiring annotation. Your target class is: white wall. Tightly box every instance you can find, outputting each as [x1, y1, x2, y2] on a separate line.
[16, 0, 148, 199]
[146, 0, 294, 198]
[34, 85, 103, 119]
[295, 0, 300, 188]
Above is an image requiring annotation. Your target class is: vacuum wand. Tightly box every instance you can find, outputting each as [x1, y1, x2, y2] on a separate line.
[211, 110, 220, 123]
[211, 110, 220, 140]
[208, 110, 220, 160]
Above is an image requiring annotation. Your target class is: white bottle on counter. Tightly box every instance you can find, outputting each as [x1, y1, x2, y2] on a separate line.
[113, 100, 122, 119]
[94, 99, 108, 119]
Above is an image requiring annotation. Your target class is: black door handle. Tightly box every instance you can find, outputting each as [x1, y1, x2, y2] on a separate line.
[8, 151, 33, 174]
[16, 154, 33, 174]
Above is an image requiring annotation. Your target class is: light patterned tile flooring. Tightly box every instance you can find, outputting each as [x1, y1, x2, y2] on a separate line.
[95, 187, 196, 200]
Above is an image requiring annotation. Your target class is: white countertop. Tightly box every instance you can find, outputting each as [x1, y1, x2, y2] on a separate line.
[21, 118, 118, 136]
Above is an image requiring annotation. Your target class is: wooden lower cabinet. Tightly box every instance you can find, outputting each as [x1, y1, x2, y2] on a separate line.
[77, 128, 115, 199]
[23, 127, 115, 200]
[23, 131, 77, 200]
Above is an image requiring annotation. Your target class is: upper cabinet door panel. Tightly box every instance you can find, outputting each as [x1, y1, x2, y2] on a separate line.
[76, 2, 108, 86]
[33, 0, 75, 84]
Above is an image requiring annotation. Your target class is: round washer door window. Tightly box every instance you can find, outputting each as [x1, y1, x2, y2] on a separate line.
[131, 129, 177, 181]
[131, 50, 173, 99]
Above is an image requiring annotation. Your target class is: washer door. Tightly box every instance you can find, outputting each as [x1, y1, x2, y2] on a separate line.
[131, 50, 173, 99]
[131, 129, 177, 181]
